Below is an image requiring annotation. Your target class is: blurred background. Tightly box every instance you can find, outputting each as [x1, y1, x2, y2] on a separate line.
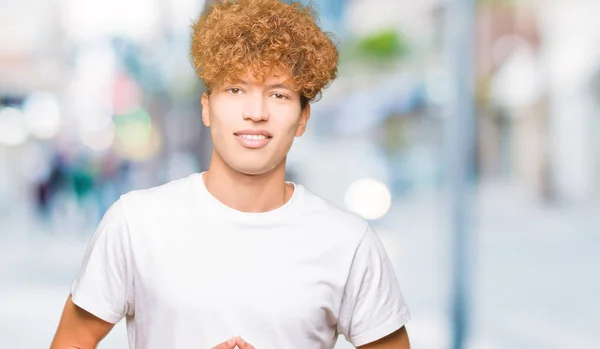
[1, 0, 599, 348]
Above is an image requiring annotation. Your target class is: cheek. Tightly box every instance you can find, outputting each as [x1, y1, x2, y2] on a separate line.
[272, 106, 302, 131]
[270, 119, 300, 141]
[209, 104, 239, 131]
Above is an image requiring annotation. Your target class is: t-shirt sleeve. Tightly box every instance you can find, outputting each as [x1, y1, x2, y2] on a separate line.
[337, 224, 411, 347]
[70, 199, 134, 324]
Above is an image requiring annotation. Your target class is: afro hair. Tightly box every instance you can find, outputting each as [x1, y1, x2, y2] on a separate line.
[190, 0, 339, 104]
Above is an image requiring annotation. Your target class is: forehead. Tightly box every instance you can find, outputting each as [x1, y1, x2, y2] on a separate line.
[212, 67, 296, 88]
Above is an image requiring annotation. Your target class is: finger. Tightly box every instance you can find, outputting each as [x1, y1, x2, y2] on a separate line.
[235, 336, 256, 349]
[211, 337, 237, 349]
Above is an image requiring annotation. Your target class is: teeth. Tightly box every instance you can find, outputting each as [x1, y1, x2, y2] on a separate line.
[239, 134, 267, 140]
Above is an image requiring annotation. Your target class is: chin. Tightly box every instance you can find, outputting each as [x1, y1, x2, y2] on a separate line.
[212, 147, 285, 176]
[229, 160, 281, 177]
[232, 167, 268, 176]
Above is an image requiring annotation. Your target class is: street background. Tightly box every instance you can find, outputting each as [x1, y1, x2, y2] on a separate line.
[1, 0, 599, 348]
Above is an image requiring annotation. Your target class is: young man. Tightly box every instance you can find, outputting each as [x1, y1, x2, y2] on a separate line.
[50, 0, 411, 348]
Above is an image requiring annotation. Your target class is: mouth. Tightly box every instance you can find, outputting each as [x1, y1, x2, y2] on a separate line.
[234, 130, 273, 149]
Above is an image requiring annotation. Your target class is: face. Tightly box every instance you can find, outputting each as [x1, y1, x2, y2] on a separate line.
[201, 73, 310, 176]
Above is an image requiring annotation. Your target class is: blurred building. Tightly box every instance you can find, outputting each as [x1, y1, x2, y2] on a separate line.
[1, 1, 600, 348]
[475, 0, 600, 203]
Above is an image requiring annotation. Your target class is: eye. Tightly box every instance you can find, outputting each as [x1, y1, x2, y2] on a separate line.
[271, 93, 289, 100]
[227, 88, 243, 95]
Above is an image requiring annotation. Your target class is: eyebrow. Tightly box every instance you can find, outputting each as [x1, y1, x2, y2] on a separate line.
[233, 79, 293, 90]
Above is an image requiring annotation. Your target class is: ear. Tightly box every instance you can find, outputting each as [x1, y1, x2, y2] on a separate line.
[201, 92, 210, 127]
[296, 104, 311, 137]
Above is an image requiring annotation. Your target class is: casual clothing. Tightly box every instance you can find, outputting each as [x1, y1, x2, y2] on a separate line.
[71, 173, 410, 348]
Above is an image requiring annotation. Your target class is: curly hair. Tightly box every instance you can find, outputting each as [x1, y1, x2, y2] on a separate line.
[190, 0, 339, 107]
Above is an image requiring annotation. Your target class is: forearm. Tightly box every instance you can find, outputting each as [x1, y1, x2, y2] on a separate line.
[50, 329, 98, 349]
[50, 337, 94, 349]
[357, 326, 410, 349]
[50, 295, 114, 349]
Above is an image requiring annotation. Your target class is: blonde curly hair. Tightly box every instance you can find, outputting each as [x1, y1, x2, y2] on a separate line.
[190, 0, 339, 107]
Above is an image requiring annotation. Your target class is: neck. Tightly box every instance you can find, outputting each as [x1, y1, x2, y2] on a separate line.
[203, 150, 293, 213]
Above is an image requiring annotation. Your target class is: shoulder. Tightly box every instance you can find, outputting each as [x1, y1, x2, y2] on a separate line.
[119, 173, 199, 216]
[298, 184, 370, 242]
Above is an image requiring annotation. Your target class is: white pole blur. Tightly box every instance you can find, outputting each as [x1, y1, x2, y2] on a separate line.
[444, 0, 476, 348]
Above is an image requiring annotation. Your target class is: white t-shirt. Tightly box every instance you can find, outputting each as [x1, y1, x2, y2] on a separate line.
[71, 173, 410, 349]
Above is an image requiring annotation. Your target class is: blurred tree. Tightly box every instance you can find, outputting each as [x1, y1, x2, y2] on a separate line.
[353, 29, 410, 63]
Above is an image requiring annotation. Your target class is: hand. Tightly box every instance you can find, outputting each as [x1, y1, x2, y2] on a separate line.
[212, 336, 256, 349]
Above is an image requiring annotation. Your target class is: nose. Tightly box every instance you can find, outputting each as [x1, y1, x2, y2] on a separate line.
[242, 95, 269, 122]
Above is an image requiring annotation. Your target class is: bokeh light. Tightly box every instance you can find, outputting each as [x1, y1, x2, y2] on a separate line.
[22, 92, 62, 139]
[0, 107, 29, 146]
[80, 120, 116, 152]
[113, 108, 161, 160]
[344, 178, 392, 220]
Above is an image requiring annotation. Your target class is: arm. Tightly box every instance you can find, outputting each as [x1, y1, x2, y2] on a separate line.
[357, 326, 410, 349]
[51, 200, 133, 348]
[50, 295, 115, 349]
[337, 225, 411, 348]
